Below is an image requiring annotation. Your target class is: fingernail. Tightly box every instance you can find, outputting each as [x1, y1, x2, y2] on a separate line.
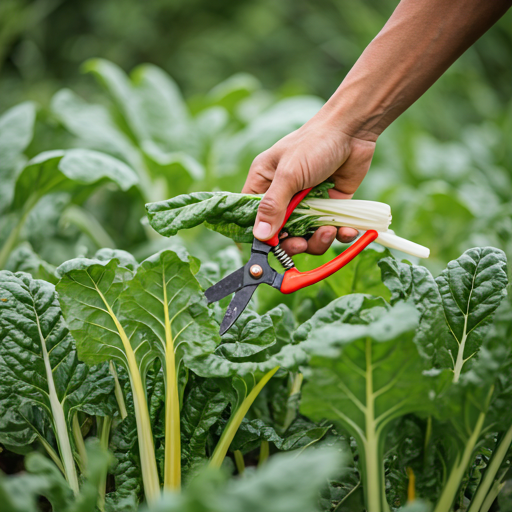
[321, 231, 336, 244]
[254, 221, 272, 240]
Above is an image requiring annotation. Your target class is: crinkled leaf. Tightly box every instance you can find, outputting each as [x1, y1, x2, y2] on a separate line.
[217, 309, 275, 358]
[380, 248, 508, 372]
[0, 271, 115, 449]
[146, 185, 331, 243]
[146, 191, 260, 242]
[181, 376, 229, 479]
[231, 416, 330, 453]
[0, 404, 53, 453]
[298, 297, 434, 511]
[192, 305, 307, 379]
[435, 247, 507, 369]
[379, 257, 444, 360]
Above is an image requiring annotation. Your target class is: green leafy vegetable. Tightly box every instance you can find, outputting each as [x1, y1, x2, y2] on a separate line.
[298, 297, 435, 512]
[380, 247, 508, 381]
[0, 271, 115, 494]
[117, 250, 221, 489]
[56, 256, 161, 503]
[146, 190, 430, 258]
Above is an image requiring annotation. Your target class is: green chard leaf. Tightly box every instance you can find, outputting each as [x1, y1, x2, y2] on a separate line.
[230, 416, 331, 454]
[57, 248, 225, 495]
[180, 376, 229, 481]
[145, 186, 331, 243]
[56, 256, 161, 503]
[195, 304, 307, 379]
[297, 296, 436, 512]
[83, 59, 203, 198]
[0, 271, 115, 494]
[380, 247, 508, 380]
[12, 149, 138, 211]
[146, 192, 261, 243]
[5, 243, 58, 284]
[436, 247, 507, 382]
[379, 256, 445, 361]
[83, 59, 190, 151]
[51, 89, 141, 171]
[116, 249, 222, 489]
[380, 249, 510, 511]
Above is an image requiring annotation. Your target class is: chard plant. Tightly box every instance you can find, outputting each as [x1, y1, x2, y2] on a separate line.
[55, 247, 306, 503]
[1, 240, 511, 511]
[0, 271, 117, 496]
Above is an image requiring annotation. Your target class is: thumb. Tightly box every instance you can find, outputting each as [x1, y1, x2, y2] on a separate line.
[253, 174, 299, 241]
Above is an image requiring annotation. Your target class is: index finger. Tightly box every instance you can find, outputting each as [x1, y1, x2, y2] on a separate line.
[241, 152, 277, 194]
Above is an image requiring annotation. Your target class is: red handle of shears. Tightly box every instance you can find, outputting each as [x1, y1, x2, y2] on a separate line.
[280, 229, 379, 294]
[259, 187, 378, 293]
[264, 187, 314, 247]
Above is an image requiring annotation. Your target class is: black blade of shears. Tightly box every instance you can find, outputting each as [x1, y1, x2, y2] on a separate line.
[204, 266, 245, 304]
[219, 284, 258, 335]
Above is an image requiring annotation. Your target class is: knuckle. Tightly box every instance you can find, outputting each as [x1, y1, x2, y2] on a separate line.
[250, 151, 271, 171]
[258, 195, 282, 217]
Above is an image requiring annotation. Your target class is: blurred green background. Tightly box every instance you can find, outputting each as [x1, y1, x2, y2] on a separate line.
[2, 0, 511, 118]
[1, 0, 512, 277]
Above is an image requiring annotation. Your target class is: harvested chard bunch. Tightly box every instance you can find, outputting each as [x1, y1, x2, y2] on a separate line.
[146, 183, 429, 259]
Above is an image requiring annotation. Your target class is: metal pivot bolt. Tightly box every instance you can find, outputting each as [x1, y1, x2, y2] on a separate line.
[250, 264, 263, 279]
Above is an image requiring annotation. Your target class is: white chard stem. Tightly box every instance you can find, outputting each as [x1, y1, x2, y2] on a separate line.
[37, 316, 79, 495]
[297, 198, 430, 259]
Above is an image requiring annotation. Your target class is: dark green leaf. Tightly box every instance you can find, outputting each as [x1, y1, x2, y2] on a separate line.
[0, 271, 115, 447]
[299, 297, 434, 512]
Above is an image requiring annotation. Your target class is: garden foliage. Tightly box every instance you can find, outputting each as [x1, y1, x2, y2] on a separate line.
[0, 59, 512, 512]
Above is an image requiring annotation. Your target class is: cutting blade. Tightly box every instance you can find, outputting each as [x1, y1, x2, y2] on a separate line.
[219, 284, 258, 335]
[204, 266, 245, 304]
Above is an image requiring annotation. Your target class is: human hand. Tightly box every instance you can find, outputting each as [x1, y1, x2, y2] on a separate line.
[242, 115, 376, 255]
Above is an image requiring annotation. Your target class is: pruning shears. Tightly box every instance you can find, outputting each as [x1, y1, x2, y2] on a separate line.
[205, 188, 378, 335]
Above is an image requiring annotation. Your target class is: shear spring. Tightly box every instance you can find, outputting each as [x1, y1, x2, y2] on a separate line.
[272, 244, 295, 270]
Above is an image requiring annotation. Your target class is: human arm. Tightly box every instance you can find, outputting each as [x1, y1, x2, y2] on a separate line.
[242, 0, 512, 255]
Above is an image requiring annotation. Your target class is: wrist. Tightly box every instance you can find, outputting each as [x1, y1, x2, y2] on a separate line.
[316, 78, 392, 143]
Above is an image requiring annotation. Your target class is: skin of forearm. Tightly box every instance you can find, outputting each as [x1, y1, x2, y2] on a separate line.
[320, 0, 512, 142]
